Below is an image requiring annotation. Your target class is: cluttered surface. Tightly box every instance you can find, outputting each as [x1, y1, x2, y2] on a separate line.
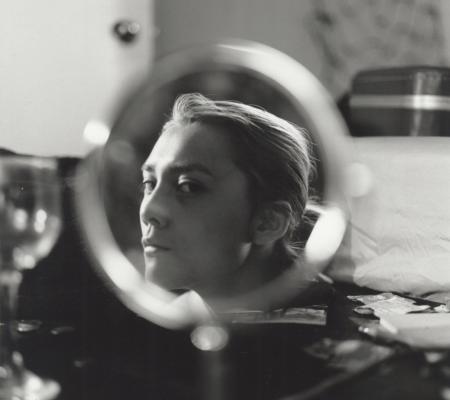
[14, 277, 450, 400]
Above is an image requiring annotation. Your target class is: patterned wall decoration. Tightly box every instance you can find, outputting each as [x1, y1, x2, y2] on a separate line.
[306, 0, 448, 96]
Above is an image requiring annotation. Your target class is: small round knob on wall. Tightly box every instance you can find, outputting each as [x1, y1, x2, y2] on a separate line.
[112, 20, 141, 43]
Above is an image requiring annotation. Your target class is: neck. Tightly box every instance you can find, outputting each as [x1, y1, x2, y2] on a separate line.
[235, 244, 278, 294]
[199, 244, 279, 301]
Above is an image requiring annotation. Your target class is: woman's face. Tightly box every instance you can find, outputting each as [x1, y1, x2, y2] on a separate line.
[140, 121, 254, 295]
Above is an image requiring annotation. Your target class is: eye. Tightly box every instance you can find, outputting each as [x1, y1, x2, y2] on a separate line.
[177, 179, 204, 194]
[141, 178, 156, 195]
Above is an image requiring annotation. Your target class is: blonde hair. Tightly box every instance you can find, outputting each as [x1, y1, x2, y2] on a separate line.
[163, 93, 313, 264]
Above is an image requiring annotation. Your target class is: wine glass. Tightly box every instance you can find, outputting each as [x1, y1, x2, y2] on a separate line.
[0, 155, 62, 400]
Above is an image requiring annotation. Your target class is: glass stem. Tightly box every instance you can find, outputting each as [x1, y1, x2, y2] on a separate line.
[0, 262, 23, 383]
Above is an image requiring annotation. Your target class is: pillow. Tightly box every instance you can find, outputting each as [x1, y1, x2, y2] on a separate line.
[328, 137, 450, 295]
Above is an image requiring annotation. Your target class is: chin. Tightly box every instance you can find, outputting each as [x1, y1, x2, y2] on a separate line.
[144, 263, 193, 291]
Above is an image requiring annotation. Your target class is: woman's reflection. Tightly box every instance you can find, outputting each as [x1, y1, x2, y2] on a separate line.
[139, 93, 313, 300]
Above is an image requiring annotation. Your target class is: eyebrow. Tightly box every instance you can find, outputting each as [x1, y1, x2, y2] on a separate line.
[141, 162, 214, 177]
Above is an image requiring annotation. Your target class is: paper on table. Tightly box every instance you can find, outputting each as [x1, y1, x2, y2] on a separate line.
[366, 297, 430, 316]
[348, 292, 394, 304]
[379, 313, 450, 349]
[228, 307, 327, 325]
[349, 293, 430, 315]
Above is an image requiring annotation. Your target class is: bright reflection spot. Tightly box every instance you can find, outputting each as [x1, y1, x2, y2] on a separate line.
[83, 120, 110, 146]
[191, 324, 229, 352]
[305, 206, 346, 267]
[34, 209, 48, 233]
[335, 340, 360, 354]
[12, 351, 23, 365]
[26, 372, 43, 391]
[346, 163, 373, 198]
[12, 208, 27, 231]
[13, 248, 36, 269]
[0, 366, 8, 379]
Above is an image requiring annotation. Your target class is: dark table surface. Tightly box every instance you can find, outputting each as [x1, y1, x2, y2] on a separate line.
[15, 274, 450, 400]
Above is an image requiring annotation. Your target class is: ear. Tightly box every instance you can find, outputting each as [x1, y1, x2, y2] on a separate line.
[250, 201, 292, 245]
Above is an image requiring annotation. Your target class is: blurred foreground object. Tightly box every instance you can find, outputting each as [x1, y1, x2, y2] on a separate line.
[0, 156, 61, 400]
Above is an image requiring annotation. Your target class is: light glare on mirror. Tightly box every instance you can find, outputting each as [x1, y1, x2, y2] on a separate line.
[83, 119, 110, 146]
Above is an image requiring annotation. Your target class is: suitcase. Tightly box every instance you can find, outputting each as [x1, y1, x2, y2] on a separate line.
[348, 66, 450, 137]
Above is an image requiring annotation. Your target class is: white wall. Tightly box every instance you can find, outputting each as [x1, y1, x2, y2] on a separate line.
[3, 0, 450, 157]
[154, 0, 450, 97]
[0, 0, 153, 156]
[154, 0, 324, 89]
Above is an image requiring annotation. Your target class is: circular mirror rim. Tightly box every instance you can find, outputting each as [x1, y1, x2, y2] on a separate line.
[75, 40, 353, 329]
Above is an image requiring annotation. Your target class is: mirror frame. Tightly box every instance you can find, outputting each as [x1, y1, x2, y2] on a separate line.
[75, 40, 353, 329]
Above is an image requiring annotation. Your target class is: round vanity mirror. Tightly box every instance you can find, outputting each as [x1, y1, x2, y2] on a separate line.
[75, 40, 353, 329]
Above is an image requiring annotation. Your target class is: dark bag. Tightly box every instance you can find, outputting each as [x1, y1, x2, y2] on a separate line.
[349, 66, 450, 137]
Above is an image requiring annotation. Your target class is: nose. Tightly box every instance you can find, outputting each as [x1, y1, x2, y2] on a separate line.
[140, 187, 170, 230]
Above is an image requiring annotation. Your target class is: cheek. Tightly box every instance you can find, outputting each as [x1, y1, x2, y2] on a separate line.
[179, 198, 253, 261]
[139, 201, 146, 233]
[212, 210, 251, 243]
[199, 185, 254, 246]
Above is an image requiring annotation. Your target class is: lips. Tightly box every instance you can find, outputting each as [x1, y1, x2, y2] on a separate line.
[141, 237, 170, 252]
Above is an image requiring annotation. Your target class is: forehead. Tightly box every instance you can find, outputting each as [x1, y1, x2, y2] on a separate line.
[144, 122, 237, 171]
